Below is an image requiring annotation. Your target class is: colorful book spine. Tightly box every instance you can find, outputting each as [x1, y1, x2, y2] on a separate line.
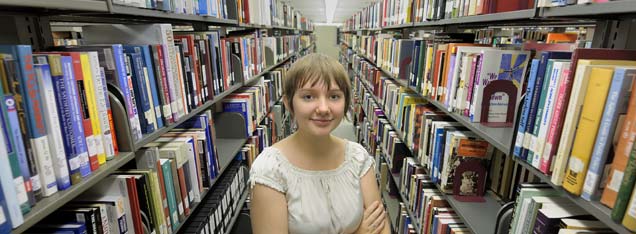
[582, 67, 635, 201]
[140, 45, 165, 129]
[33, 60, 71, 191]
[0, 45, 57, 197]
[0, 120, 24, 228]
[125, 52, 156, 134]
[86, 52, 116, 161]
[513, 59, 539, 158]
[111, 44, 143, 142]
[80, 53, 105, 169]
[2, 95, 33, 211]
[612, 140, 636, 222]
[54, 56, 91, 183]
[160, 158, 180, 230]
[562, 67, 614, 195]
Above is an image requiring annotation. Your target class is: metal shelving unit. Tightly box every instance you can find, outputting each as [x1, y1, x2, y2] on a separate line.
[13, 151, 136, 233]
[351, 49, 505, 234]
[513, 158, 633, 234]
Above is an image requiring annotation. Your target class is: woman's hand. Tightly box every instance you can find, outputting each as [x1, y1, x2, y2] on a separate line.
[355, 200, 386, 234]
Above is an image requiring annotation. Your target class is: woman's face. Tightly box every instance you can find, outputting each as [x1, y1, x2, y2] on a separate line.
[290, 79, 346, 137]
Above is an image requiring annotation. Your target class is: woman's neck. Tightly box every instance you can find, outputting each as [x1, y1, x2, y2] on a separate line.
[290, 131, 340, 157]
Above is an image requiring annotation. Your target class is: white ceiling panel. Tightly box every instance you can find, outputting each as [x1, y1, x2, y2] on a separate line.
[285, 0, 376, 23]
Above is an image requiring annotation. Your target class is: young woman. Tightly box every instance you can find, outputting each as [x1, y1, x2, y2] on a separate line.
[250, 53, 390, 234]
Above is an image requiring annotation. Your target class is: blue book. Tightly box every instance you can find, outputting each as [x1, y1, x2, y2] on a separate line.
[0, 117, 23, 228]
[123, 45, 164, 130]
[582, 67, 636, 201]
[54, 56, 91, 180]
[513, 59, 540, 158]
[3, 95, 34, 205]
[520, 51, 571, 161]
[207, 31, 222, 95]
[432, 127, 446, 183]
[125, 52, 155, 134]
[0, 182, 13, 233]
[30, 223, 88, 234]
[0, 45, 57, 196]
[222, 100, 250, 137]
[198, 0, 208, 15]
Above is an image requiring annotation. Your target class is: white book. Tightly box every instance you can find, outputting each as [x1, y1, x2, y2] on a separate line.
[87, 52, 116, 160]
[34, 59, 71, 191]
[0, 128, 24, 228]
[451, 46, 491, 112]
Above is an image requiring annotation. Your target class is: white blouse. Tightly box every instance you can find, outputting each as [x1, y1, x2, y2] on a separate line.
[249, 140, 375, 234]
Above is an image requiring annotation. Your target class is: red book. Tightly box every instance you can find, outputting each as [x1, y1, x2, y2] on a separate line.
[176, 165, 190, 216]
[175, 34, 203, 106]
[121, 175, 143, 234]
[152, 44, 176, 123]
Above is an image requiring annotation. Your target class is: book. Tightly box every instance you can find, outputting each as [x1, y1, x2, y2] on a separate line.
[0, 117, 24, 228]
[32, 58, 72, 191]
[562, 67, 614, 195]
[581, 66, 636, 201]
[0, 45, 58, 197]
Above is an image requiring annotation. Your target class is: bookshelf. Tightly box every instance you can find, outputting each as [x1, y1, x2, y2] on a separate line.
[224, 189, 249, 234]
[356, 68, 503, 234]
[342, 1, 636, 234]
[0, 0, 315, 233]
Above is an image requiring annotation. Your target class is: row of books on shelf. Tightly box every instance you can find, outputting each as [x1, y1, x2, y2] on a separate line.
[236, 0, 313, 30]
[512, 50, 636, 231]
[351, 71, 619, 234]
[180, 161, 249, 234]
[343, 30, 636, 231]
[0, 110, 224, 233]
[112, 0, 231, 19]
[342, 0, 536, 30]
[510, 184, 617, 234]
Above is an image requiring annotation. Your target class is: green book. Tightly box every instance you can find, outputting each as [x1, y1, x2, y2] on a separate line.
[611, 142, 636, 221]
[160, 158, 180, 230]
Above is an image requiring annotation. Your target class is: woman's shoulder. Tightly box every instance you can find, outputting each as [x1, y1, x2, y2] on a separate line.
[251, 146, 284, 169]
[345, 139, 370, 161]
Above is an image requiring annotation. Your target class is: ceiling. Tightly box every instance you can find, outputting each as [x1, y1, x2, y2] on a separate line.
[286, 0, 376, 24]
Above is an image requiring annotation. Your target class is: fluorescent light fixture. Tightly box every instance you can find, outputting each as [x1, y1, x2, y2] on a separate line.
[314, 22, 343, 26]
[324, 0, 338, 23]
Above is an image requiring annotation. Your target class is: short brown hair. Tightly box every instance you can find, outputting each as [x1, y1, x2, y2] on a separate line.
[283, 53, 351, 115]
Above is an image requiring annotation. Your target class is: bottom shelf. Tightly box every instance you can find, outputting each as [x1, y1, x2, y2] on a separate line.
[513, 157, 633, 234]
[225, 189, 249, 234]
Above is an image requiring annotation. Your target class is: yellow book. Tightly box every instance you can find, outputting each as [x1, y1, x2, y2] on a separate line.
[562, 67, 615, 195]
[80, 53, 106, 164]
[423, 45, 434, 97]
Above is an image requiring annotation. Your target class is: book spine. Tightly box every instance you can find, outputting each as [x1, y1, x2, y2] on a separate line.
[2, 95, 33, 210]
[562, 67, 614, 195]
[16, 47, 58, 197]
[88, 53, 117, 161]
[111, 45, 143, 142]
[161, 160, 180, 229]
[155, 45, 178, 123]
[540, 66, 571, 173]
[582, 68, 634, 201]
[141, 46, 164, 130]
[526, 59, 554, 165]
[150, 45, 173, 125]
[0, 114, 24, 228]
[70, 53, 99, 173]
[57, 56, 91, 182]
[98, 67, 119, 157]
[80, 54, 106, 166]
[33, 62, 71, 191]
[514, 59, 539, 158]
[159, 24, 186, 120]
[612, 142, 636, 222]
[128, 52, 156, 134]
[532, 61, 565, 168]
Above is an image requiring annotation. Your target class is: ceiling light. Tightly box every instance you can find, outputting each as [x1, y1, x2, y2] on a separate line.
[324, 0, 338, 23]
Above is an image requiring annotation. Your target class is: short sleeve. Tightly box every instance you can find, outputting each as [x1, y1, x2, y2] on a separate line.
[249, 148, 287, 193]
[349, 142, 376, 178]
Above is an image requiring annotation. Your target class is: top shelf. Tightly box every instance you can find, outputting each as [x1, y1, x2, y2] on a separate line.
[0, 0, 109, 12]
[108, 5, 238, 25]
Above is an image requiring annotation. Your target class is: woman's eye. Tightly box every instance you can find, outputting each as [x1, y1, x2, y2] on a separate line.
[302, 95, 313, 100]
[330, 95, 341, 100]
